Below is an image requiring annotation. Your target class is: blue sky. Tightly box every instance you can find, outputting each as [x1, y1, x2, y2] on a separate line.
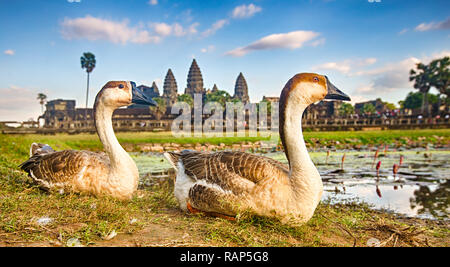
[0, 0, 449, 121]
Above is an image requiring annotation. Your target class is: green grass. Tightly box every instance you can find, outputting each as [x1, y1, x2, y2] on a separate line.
[0, 129, 448, 247]
[303, 129, 450, 147]
[1, 128, 448, 153]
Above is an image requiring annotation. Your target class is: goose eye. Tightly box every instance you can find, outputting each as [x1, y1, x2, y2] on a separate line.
[313, 77, 319, 82]
[118, 84, 124, 89]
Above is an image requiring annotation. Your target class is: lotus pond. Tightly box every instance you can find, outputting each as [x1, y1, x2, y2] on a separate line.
[132, 148, 449, 220]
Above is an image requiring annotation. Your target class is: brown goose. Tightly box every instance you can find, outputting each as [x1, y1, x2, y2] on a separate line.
[20, 81, 156, 200]
[165, 73, 350, 224]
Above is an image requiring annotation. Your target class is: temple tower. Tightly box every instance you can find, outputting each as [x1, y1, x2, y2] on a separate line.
[185, 59, 205, 98]
[151, 81, 159, 95]
[211, 84, 219, 93]
[233, 72, 250, 104]
[162, 68, 178, 106]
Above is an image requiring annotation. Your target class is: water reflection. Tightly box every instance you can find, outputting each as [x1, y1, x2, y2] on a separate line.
[410, 180, 449, 219]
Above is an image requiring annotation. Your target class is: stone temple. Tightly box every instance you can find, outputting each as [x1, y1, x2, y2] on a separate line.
[185, 59, 205, 98]
[211, 84, 219, 93]
[40, 58, 253, 130]
[233, 72, 250, 104]
[127, 59, 250, 108]
[162, 68, 178, 106]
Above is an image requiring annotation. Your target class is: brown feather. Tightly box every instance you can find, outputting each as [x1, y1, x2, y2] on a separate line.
[19, 150, 107, 190]
[174, 150, 288, 194]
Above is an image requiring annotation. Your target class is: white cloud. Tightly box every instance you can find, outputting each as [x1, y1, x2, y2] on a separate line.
[351, 51, 450, 95]
[313, 58, 377, 75]
[349, 95, 370, 106]
[363, 58, 378, 65]
[313, 62, 351, 74]
[151, 22, 174, 36]
[202, 19, 229, 37]
[314, 51, 449, 99]
[67, 0, 81, 3]
[415, 17, 450, 31]
[60, 16, 160, 44]
[351, 57, 420, 94]
[415, 22, 436, 32]
[226, 31, 321, 57]
[201, 45, 215, 53]
[398, 28, 409, 35]
[187, 22, 199, 35]
[309, 38, 326, 47]
[4, 49, 15, 56]
[150, 22, 198, 37]
[148, 0, 158, 5]
[0, 86, 43, 121]
[197, 4, 261, 38]
[232, 3, 262, 19]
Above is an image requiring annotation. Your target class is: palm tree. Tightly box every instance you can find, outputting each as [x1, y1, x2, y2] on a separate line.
[410, 62, 433, 117]
[80, 52, 96, 120]
[177, 94, 194, 107]
[37, 93, 47, 113]
[150, 97, 167, 120]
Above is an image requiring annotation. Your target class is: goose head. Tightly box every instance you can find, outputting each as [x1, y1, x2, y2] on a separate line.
[96, 81, 157, 108]
[281, 73, 350, 106]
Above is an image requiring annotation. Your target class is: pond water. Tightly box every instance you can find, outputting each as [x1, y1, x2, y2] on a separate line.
[132, 149, 449, 220]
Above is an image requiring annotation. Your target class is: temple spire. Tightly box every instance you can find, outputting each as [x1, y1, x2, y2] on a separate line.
[212, 84, 219, 93]
[163, 68, 178, 106]
[151, 81, 159, 95]
[185, 59, 205, 98]
[234, 72, 250, 104]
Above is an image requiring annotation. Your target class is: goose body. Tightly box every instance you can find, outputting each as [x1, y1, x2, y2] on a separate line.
[165, 73, 350, 224]
[20, 81, 156, 200]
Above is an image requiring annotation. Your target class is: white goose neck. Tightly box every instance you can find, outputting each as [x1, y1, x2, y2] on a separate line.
[283, 103, 310, 172]
[94, 102, 137, 178]
[282, 99, 322, 212]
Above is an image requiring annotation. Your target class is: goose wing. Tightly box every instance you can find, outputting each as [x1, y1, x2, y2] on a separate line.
[167, 150, 289, 193]
[19, 150, 106, 189]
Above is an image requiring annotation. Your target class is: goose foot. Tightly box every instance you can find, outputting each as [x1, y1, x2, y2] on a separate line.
[187, 202, 201, 214]
[186, 202, 236, 221]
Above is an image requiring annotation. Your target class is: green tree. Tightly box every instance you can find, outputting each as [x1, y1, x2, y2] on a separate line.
[362, 103, 376, 115]
[429, 56, 450, 113]
[383, 101, 397, 111]
[177, 94, 194, 107]
[403, 92, 422, 109]
[410, 62, 433, 117]
[80, 52, 96, 120]
[150, 97, 167, 120]
[403, 92, 439, 110]
[37, 93, 47, 113]
[338, 102, 354, 117]
[205, 90, 232, 108]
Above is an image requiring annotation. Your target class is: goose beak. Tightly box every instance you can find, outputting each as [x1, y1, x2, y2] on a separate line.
[324, 76, 351, 101]
[131, 81, 157, 106]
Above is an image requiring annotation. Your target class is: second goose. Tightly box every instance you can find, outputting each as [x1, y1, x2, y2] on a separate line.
[165, 73, 351, 224]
